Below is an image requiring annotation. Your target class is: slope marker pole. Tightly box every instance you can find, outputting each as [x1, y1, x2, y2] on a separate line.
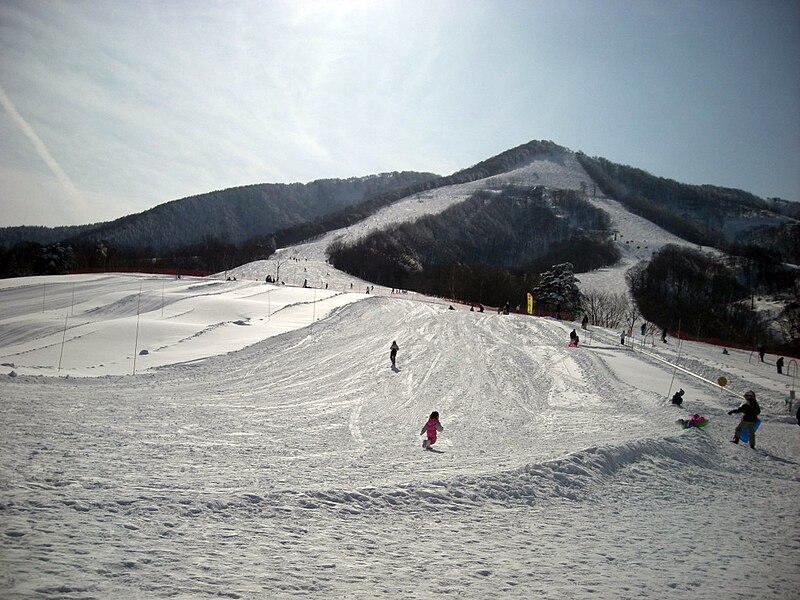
[132, 284, 142, 375]
[57, 311, 68, 374]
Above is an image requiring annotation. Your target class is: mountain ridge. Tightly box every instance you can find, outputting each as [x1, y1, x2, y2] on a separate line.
[1, 140, 797, 280]
[0, 171, 438, 251]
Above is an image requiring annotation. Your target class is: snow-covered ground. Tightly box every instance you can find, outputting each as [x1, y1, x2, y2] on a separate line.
[2, 151, 797, 598]
[1, 273, 798, 599]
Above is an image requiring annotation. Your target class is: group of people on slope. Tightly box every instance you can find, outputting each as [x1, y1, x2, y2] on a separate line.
[756, 344, 786, 374]
[388, 341, 443, 451]
[392, 319, 789, 453]
[674, 386, 770, 449]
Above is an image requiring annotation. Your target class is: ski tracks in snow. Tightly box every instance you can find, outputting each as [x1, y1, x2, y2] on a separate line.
[2, 296, 798, 599]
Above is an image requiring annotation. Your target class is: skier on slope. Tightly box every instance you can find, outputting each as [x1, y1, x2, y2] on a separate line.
[728, 390, 761, 449]
[420, 411, 444, 450]
[390, 341, 399, 368]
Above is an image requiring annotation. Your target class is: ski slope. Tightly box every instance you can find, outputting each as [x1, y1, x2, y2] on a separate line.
[231, 148, 716, 297]
[1, 274, 798, 599]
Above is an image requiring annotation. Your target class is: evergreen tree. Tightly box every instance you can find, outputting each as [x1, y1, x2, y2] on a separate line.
[531, 263, 582, 311]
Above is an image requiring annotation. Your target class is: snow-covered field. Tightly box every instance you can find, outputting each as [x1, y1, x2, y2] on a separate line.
[2, 150, 798, 598]
[1, 273, 798, 599]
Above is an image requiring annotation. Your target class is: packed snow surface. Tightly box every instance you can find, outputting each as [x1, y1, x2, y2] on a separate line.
[1, 273, 798, 599]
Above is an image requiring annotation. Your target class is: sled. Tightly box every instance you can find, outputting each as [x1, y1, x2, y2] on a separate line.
[678, 415, 708, 429]
[738, 419, 761, 443]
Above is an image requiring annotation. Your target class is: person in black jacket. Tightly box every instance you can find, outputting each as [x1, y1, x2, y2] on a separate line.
[729, 390, 761, 448]
[671, 389, 685, 406]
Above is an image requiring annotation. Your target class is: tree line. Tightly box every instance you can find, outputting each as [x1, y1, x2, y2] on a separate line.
[626, 244, 799, 351]
[0, 235, 278, 278]
[575, 152, 799, 264]
[328, 186, 619, 308]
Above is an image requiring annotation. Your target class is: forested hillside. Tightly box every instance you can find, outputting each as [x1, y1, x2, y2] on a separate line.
[0, 223, 103, 247]
[271, 140, 570, 248]
[328, 186, 619, 306]
[0, 172, 438, 276]
[576, 153, 798, 263]
[68, 172, 438, 251]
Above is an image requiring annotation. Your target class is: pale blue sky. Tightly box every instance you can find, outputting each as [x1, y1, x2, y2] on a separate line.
[1, 0, 798, 227]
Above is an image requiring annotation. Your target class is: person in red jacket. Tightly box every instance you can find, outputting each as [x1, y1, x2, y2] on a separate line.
[729, 390, 761, 449]
[420, 411, 444, 450]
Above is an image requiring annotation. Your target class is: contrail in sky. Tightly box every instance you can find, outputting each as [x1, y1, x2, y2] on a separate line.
[0, 83, 86, 213]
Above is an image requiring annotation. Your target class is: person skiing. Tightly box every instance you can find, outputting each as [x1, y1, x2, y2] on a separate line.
[671, 389, 685, 406]
[581, 315, 589, 330]
[728, 390, 761, 449]
[757, 344, 766, 362]
[620, 330, 626, 345]
[777, 356, 784, 374]
[420, 411, 444, 450]
[390, 341, 399, 368]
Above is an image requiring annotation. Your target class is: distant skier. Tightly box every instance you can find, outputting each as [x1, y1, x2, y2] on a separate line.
[728, 390, 761, 449]
[640, 322, 646, 336]
[777, 356, 784, 375]
[390, 340, 399, 368]
[661, 327, 667, 343]
[620, 330, 626, 345]
[421, 411, 444, 450]
[671, 389, 685, 406]
[757, 344, 766, 362]
[581, 315, 589, 330]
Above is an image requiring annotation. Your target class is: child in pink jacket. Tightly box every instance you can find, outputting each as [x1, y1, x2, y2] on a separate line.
[421, 411, 444, 450]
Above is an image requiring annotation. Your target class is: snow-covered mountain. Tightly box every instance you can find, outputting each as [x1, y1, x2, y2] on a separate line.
[231, 146, 721, 297]
[0, 171, 438, 252]
[3, 140, 794, 271]
[1, 273, 797, 598]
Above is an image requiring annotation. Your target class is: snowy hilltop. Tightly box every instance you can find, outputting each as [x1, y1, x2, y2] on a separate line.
[231, 146, 717, 299]
[1, 273, 798, 598]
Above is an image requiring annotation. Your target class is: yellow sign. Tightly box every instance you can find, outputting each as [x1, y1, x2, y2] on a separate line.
[717, 376, 728, 387]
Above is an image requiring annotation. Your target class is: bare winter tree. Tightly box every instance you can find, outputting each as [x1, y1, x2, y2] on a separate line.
[582, 290, 629, 328]
[623, 296, 641, 335]
[273, 252, 295, 283]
